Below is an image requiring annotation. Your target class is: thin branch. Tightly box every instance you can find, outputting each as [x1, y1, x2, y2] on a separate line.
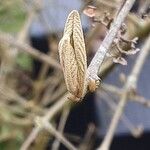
[20, 0, 137, 148]
[0, 132, 17, 142]
[97, 34, 150, 150]
[44, 122, 77, 150]
[17, 9, 35, 43]
[133, 95, 150, 108]
[98, 91, 143, 138]
[20, 93, 71, 150]
[0, 32, 61, 70]
[0, 85, 46, 114]
[88, 0, 136, 80]
[101, 83, 150, 108]
[52, 107, 70, 150]
[20, 126, 41, 150]
[79, 124, 96, 150]
[97, 92, 127, 150]
[101, 83, 122, 95]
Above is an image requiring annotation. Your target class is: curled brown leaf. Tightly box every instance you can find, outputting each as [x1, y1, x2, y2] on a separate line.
[58, 10, 87, 101]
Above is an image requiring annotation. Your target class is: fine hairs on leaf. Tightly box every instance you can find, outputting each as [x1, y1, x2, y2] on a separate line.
[58, 10, 87, 101]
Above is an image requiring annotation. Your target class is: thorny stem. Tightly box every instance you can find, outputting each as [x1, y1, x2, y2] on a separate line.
[97, 34, 150, 150]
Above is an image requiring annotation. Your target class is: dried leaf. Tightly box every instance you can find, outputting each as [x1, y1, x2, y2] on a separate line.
[132, 37, 138, 44]
[113, 57, 127, 65]
[83, 5, 96, 17]
[126, 48, 140, 55]
[59, 10, 87, 101]
[120, 48, 140, 55]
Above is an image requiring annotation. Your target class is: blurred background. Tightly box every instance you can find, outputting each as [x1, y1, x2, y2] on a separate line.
[0, 0, 150, 150]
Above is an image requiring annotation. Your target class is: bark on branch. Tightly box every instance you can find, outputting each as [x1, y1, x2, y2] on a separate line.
[87, 0, 136, 80]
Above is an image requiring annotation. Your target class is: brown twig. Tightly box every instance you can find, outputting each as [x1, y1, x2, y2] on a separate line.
[87, 0, 136, 81]
[0, 32, 61, 70]
[51, 107, 70, 150]
[43, 119, 77, 150]
[20, 0, 137, 149]
[79, 123, 96, 150]
[20, 93, 71, 150]
[98, 90, 143, 138]
[97, 34, 150, 150]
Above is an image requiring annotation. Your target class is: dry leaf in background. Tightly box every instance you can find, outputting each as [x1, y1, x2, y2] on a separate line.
[83, 5, 97, 18]
[58, 10, 87, 101]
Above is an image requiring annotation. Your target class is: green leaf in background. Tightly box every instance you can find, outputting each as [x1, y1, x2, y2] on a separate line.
[0, 0, 26, 33]
[16, 53, 33, 72]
